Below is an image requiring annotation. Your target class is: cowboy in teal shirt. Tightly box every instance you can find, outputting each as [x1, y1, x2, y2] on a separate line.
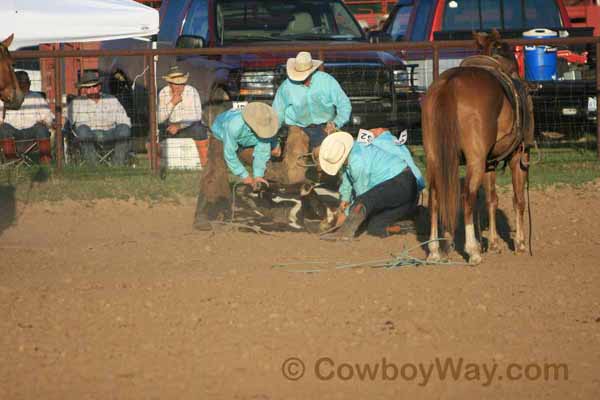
[320, 130, 424, 239]
[273, 70, 351, 130]
[270, 51, 351, 184]
[339, 131, 425, 203]
[193, 102, 279, 231]
[211, 108, 277, 181]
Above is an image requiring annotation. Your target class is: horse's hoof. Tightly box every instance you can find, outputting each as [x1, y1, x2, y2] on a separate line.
[468, 253, 482, 265]
[515, 241, 527, 253]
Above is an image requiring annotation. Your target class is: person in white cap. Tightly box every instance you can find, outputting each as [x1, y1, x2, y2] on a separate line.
[271, 51, 351, 184]
[193, 102, 280, 230]
[158, 65, 209, 165]
[319, 130, 425, 240]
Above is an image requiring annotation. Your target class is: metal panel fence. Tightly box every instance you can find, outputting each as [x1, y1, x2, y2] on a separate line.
[6, 36, 599, 172]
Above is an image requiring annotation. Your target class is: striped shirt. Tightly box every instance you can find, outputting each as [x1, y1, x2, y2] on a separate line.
[67, 94, 131, 130]
[0, 92, 54, 129]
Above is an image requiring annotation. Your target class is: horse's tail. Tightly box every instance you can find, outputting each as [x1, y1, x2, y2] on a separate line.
[428, 82, 461, 235]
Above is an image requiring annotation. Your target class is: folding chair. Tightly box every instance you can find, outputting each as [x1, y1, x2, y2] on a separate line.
[0, 137, 39, 167]
[63, 126, 116, 166]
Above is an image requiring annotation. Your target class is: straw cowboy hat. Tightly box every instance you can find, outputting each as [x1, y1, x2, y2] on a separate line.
[77, 70, 101, 88]
[242, 102, 279, 139]
[162, 65, 189, 85]
[286, 51, 323, 82]
[319, 131, 354, 176]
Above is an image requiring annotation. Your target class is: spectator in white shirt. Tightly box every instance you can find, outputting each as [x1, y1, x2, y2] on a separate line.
[67, 70, 131, 166]
[158, 65, 209, 165]
[0, 71, 54, 164]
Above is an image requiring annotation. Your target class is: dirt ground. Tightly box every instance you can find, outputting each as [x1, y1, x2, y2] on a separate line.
[1, 181, 599, 399]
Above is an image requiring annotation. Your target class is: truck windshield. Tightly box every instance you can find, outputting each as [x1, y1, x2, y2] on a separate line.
[215, 0, 364, 43]
[443, 0, 563, 31]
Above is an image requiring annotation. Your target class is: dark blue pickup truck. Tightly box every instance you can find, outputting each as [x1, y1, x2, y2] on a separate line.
[102, 0, 419, 135]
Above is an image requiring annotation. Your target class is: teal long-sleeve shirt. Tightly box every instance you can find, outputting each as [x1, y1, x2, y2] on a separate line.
[339, 131, 426, 203]
[210, 109, 273, 179]
[272, 71, 351, 129]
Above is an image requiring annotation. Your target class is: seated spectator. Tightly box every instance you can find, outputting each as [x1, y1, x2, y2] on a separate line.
[0, 71, 54, 164]
[67, 70, 131, 166]
[158, 65, 209, 165]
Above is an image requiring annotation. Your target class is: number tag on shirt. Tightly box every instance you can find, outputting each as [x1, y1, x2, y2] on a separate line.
[357, 129, 374, 145]
[232, 101, 248, 110]
[394, 129, 408, 145]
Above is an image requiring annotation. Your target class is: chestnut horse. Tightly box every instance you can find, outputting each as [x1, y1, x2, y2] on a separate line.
[422, 31, 531, 265]
[0, 34, 24, 110]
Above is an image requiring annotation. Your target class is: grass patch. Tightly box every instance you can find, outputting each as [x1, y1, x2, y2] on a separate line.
[409, 146, 600, 188]
[1, 147, 598, 203]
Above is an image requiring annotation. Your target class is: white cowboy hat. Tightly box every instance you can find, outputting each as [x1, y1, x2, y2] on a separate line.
[162, 65, 189, 85]
[286, 51, 323, 82]
[319, 131, 354, 176]
[242, 102, 279, 139]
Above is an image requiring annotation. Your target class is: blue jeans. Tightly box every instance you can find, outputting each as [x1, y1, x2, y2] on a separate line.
[0, 122, 51, 140]
[356, 168, 418, 237]
[75, 124, 131, 166]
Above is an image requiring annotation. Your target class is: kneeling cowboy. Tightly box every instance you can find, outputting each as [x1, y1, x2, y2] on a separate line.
[193, 102, 279, 230]
[320, 130, 425, 240]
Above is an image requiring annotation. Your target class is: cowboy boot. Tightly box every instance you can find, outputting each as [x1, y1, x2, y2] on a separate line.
[321, 203, 367, 241]
[36, 138, 52, 164]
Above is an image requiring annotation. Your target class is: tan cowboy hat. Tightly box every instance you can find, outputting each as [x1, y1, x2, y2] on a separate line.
[286, 51, 323, 82]
[241, 102, 279, 139]
[162, 65, 189, 85]
[319, 131, 354, 176]
[77, 70, 101, 88]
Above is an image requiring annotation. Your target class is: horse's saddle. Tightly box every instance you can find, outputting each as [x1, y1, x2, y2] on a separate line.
[460, 55, 534, 165]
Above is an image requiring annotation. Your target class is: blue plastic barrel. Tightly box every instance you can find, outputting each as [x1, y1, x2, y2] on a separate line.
[523, 29, 558, 81]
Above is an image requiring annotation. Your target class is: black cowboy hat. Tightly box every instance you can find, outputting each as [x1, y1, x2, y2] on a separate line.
[77, 70, 101, 88]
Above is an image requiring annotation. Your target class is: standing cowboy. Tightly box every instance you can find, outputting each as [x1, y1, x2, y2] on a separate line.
[319, 130, 425, 240]
[271, 51, 351, 184]
[193, 102, 279, 230]
[67, 70, 131, 166]
[158, 65, 209, 165]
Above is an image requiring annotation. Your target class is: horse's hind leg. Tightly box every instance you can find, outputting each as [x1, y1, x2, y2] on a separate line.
[427, 185, 442, 262]
[463, 161, 486, 265]
[509, 149, 528, 253]
[483, 170, 500, 252]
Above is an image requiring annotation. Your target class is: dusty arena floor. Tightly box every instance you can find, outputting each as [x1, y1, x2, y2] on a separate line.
[1, 182, 599, 399]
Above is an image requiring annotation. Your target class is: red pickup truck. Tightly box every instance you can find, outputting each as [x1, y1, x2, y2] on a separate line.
[373, 0, 596, 137]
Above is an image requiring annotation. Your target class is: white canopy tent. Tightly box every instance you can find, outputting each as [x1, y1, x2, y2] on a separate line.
[0, 0, 159, 50]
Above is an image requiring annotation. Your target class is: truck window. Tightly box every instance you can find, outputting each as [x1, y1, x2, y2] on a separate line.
[386, 5, 414, 40]
[442, 0, 562, 31]
[214, 0, 363, 43]
[182, 0, 210, 41]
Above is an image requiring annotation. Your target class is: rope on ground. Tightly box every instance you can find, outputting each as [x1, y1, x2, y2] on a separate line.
[230, 181, 243, 222]
[272, 238, 468, 273]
